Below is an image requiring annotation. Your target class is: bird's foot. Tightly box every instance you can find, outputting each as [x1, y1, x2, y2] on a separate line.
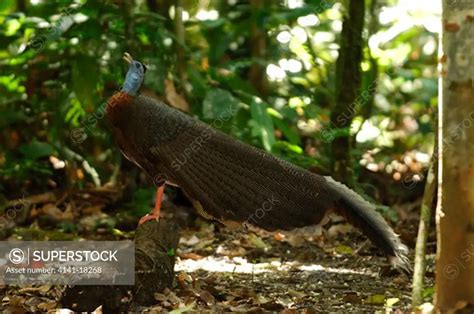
[138, 213, 160, 225]
[138, 185, 164, 225]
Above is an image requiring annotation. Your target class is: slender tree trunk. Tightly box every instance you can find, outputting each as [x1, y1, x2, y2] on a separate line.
[147, 0, 173, 29]
[121, 0, 136, 53]
[361, 0, 379, 121]
[174, 0, 186, 89]
[17, 0, 26, 12]
[353, 0, 379, 140]
[412, 155, 437, 308]
[435, 0, 474, 310]
[330, 0, 365, 183]
[248, 0, 268, 98]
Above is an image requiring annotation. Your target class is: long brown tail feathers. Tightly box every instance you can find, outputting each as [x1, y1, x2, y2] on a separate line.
[324, 177, 411, 274]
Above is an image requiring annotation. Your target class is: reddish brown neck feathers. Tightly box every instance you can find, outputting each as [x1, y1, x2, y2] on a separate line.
[106, 91, 134, 125]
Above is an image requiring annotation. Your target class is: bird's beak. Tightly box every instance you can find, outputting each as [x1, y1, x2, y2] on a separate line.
[123, 52, 133, 64]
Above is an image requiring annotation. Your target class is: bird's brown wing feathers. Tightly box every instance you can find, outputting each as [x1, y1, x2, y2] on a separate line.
[152, 121, 333, 230]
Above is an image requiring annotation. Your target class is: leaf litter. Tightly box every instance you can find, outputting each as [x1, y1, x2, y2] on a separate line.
[0, 188, 431, 312]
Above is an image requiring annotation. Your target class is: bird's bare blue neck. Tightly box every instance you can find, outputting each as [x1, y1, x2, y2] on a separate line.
[122, 69, 143, 96]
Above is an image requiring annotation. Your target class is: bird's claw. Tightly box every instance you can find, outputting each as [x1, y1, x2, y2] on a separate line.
[138, 213, 160, 225]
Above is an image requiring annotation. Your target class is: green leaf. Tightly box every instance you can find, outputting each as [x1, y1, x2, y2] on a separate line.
[268, 1, 332, 26]
[214, 71, 258, 96]
[72, 56, 99, 107]
[187, 66, 208, 98]
[334, 244, 354, 255]
[128, 188, 155, 217]
[273, 117, 301, 145]
[71, 19, 103, 40]
[249, 98, 275, 151]
[200, 19, 231, 64]
[19, 140, 54, 160]
[0, 0, 15, 15]
[65, 97, 86, 126]
[202, 88, 240, 120]
[200, 18, 225, 30]
[0, 109, 27, 128]
[273, 141, 303, 155]
[145, 60, 167, 94]
[422, 286, 435, 299]
[4, 18, 21, 36]
[366, 294, 385, 305]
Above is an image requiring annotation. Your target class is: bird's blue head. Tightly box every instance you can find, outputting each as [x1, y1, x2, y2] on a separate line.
[122, 52, 147, 96]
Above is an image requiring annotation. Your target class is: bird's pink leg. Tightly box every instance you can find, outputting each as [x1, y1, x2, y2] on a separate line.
[138, 185, 165, 225]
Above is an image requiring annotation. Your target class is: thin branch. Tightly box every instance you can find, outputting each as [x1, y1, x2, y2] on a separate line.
[412, 141, 437, 308]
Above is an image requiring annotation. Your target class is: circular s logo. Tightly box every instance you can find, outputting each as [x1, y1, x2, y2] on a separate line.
[320, 128, 335, 143]
[9, 248, 25, 264]
[70, 128, 87, 143]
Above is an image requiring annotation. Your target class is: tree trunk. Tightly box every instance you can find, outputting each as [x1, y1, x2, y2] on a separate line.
[174, 0, 186, 89]
[330, 0, 365, 183]
[147, 0, 169, 15]
[248, 0, 268, 98]
[435, 0, 474, 310]
[60, 219, 180, 311]
[132, 218, 180, 306]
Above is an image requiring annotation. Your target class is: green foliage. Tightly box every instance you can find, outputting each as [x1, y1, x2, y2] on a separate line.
[71, 56, 100, 108]
[18, 139, 54, 160]
[202, 88, 240, 120]
[128, 188, 155, 217]
[376, 205, 398, 223]
[422, 286, 435, 299]
[249, 98, 276, 152]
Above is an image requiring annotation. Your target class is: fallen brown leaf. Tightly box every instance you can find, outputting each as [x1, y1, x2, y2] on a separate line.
[165, 79, 189, 112]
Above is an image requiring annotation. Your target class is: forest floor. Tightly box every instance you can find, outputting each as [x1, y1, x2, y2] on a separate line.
[0, 187, 435, 312]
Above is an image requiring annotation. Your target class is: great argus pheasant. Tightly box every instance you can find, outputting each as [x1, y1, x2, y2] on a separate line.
[106, 53, 410, 272]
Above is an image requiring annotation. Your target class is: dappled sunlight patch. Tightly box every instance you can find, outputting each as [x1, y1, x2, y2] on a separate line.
[176, 255, 374, 277]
